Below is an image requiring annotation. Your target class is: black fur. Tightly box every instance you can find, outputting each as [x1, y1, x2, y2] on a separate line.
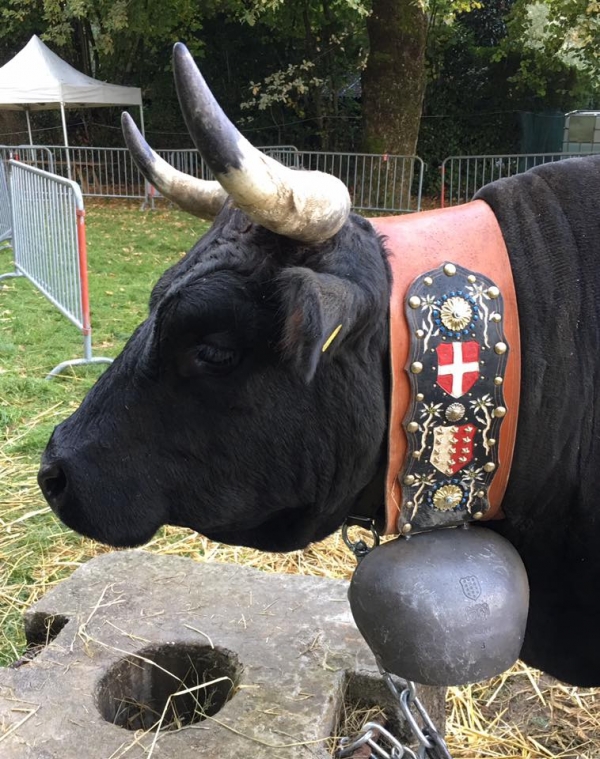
[476, 155, 600, 686]
[40, 207, 391, 552]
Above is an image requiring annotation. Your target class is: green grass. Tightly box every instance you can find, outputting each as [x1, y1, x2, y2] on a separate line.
[0, 200, 210, 664]
[0, 201, 209, 451]
[2, 200, 209, 373]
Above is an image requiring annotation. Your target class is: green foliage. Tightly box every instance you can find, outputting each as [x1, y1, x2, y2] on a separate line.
[0, 0, 238, 147]
[497, 0, 600, 103]
[415, 0, 599, 197]
[234, 0, 369, 150]
[417, 2, 519, 194]
[1, 0, 597, 168]
[5, 0, 209, 59]
[242, 60, 325, 114]
[0, 0, 369, 150]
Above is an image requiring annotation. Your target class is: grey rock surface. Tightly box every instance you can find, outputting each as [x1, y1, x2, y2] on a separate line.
[0, 550, 445, 758]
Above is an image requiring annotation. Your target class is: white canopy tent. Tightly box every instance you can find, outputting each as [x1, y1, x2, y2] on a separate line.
[0, 35, 144, 177]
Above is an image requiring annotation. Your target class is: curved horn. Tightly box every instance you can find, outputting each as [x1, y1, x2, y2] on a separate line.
[121, 112, 227, 220]
[172, 43, 351, 243]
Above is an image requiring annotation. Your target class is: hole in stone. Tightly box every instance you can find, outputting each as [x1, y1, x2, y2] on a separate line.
[328, 672, 412, 756]
[97, 643, 242, 732]
[9, 613, 70, 669]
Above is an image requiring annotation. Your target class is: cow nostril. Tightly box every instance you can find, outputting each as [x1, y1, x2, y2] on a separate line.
[39, 464, 68, 503]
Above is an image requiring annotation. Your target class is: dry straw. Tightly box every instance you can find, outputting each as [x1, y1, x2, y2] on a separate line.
[2, 443, 600, 756]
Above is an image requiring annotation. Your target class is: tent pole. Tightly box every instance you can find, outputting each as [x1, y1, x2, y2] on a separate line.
[25, 109, 33, 145]
[60, 102, 72, 180]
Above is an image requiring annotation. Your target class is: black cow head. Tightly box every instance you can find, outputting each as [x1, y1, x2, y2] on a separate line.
[38, 44, 391, 552]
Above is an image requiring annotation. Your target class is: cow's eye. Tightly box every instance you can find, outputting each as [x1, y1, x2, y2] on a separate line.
[178, 340, 240, 377]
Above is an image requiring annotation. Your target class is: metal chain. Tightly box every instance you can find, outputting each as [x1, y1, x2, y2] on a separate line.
[337, 721, 417, 758]
[335, 670, 453, 759]
[339, 523, 453, 758]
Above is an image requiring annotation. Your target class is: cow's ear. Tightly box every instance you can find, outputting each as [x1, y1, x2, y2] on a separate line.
[279, 266, 363, 383]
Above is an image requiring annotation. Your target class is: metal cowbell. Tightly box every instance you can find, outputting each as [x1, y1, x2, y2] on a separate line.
[348, 526, 529, 686]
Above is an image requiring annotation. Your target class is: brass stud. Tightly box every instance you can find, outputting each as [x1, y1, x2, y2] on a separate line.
[490, 312, 502, 322]
[423, 276, 433, 286]
[467, 274, 476, 284]
[483, 462, 496, 473]
[407, 421, 419, 433]
[411, 362, 423, 374]
[476, 490, 486, 498]
[415, 329, 425, 338]
[488, 438, 496, 446]
[445, 402, 465, 422]
[443, 263, 457, 277]
[494, 376, 503, 386]
[412, 451, 421, 459]
[404, 475, 416, 486]
[473, 511, 483, 520]
[494, 341, 507, 355]
[487, 286, 500, 299]
[409, 295, 421, 309]
[493, 406, 507, 418]
[401, 523, 412, 535]
[416, 393, 424, 402]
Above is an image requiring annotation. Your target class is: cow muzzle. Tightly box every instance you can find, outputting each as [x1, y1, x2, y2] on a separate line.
[38, 459, 68, 512]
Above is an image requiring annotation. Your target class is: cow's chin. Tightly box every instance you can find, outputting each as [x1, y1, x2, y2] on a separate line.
[53, 505, 163, 549]
[201, 526, 309, 553]
[193, 508, 343, 554]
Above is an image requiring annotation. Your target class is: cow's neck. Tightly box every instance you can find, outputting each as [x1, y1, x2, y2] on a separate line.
[353, 201, 521, 537]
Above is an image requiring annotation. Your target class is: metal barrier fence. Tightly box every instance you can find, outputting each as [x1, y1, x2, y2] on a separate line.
[156, 145, 299, 178]
[0, 161, 112, 377]
[36, 145, 143, 198]
[0, 145, 55, 174]
[147, 148, 423, 213]
[440, 151, 598, 207]
[295, 152, 423, 213]
[0, 159, 11, 244]
[10, 145, 596, 213]
[15, 145, 300, 202]
[1, 144, 424, 214]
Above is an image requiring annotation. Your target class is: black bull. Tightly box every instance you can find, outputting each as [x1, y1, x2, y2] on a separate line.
[39, 154, 600, 687]
[36, 48, 600, 688]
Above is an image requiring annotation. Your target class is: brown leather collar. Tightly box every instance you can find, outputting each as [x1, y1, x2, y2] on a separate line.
[372, 200, 521, 535]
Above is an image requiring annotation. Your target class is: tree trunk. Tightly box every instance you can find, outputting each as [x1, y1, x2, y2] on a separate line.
[362, 0, 427, 156]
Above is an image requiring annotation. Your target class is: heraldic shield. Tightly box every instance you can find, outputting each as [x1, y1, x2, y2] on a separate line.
[436, 341, 480, 398]
[430, 423, 475, 476]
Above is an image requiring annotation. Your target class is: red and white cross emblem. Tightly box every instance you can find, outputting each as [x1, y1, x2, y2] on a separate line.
[436, 341, 480, 398]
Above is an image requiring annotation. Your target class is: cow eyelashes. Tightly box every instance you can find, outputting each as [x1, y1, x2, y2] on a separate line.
[177, 341, 241, 377]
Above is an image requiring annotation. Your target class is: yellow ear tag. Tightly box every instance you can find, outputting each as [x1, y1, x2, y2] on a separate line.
[322, 324, 343, 353]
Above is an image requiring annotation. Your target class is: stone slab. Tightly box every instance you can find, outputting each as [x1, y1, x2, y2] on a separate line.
[0, 550, 445, 758]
